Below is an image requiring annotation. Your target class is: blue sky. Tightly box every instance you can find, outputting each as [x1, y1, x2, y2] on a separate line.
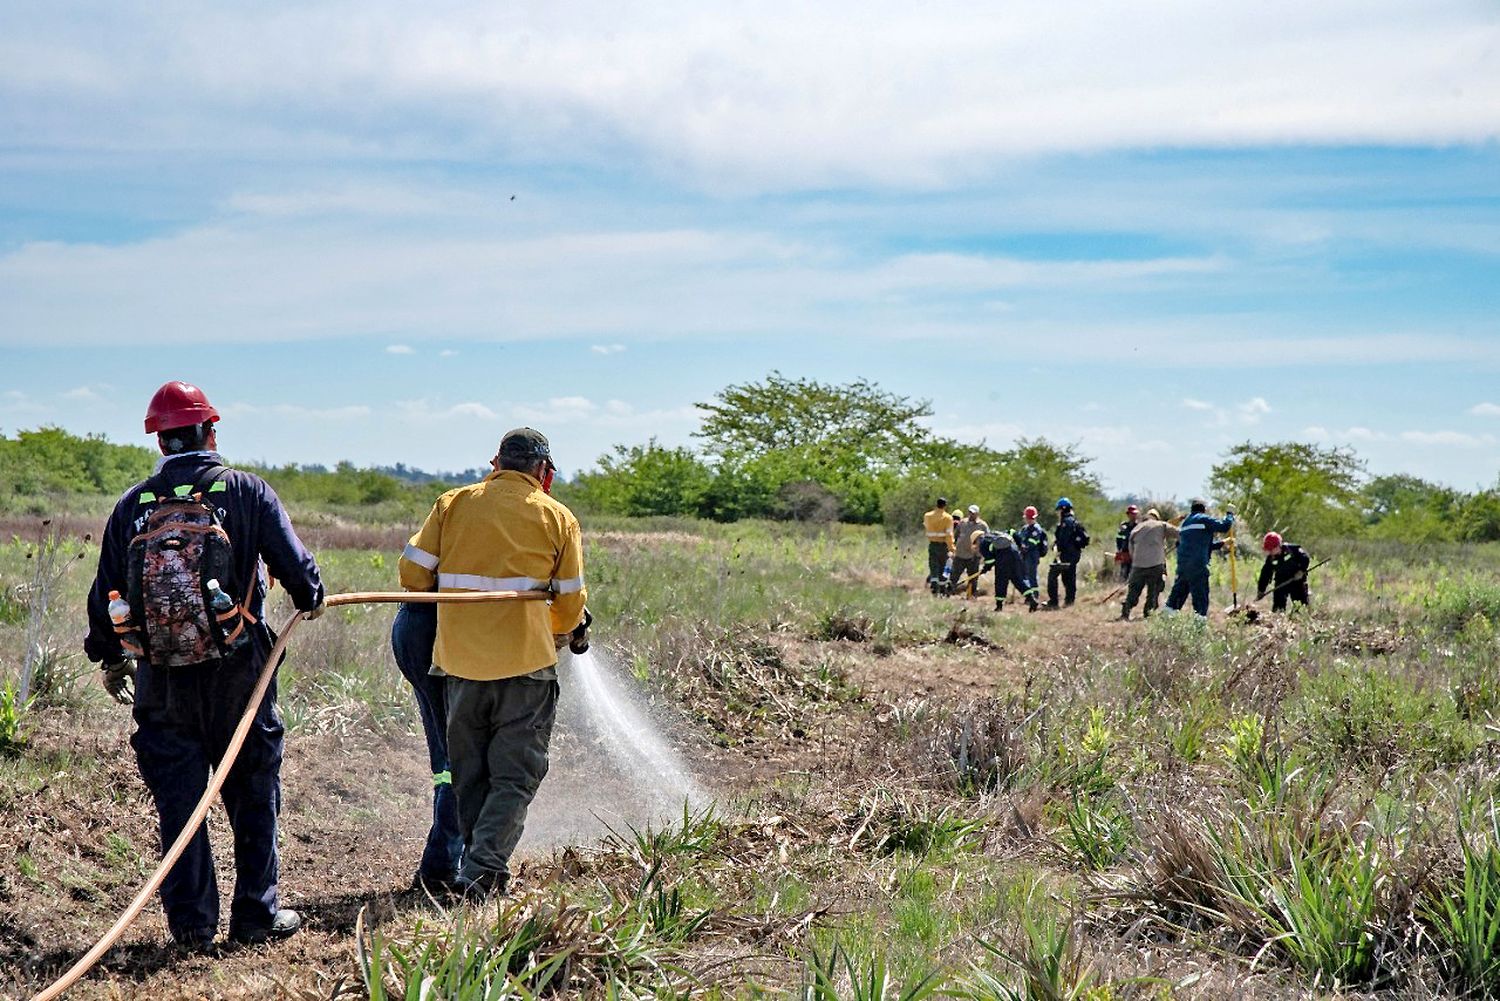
[3, 2, 1499, 498]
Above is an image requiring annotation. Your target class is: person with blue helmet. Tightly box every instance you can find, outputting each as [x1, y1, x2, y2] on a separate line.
[1044, 497, 1090, 608]
[1164, 498, 1236, 616]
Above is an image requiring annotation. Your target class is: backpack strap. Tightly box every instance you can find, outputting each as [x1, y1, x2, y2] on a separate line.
[189, 464, 230, 500]
[144, 463, 230, 502]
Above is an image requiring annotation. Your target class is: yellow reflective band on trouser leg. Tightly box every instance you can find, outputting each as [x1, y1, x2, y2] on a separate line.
[433, 770, 452, 786]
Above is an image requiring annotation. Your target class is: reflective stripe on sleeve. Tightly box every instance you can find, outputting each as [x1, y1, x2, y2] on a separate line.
[436, 572, 546, 592]
[551, 575, 585, 594]
[402, 544, 440, 570]
[433, 770, 452, 786]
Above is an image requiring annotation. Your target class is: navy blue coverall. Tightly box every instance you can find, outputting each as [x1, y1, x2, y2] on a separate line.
[85, 452, 323, 944]
[1046, 514, 1090, 606]
[1165, 511, 1234, 616]
[1015, 523, 1048, 587]
[389, 602, 464, 885]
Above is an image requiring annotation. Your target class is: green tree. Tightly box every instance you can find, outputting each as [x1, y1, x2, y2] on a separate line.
[0, 426, 154, 497]
[1361, 474, 1461, 542]
[695, 373, 941, 522]
[570, 440, 713, 517]
[1458, 490, 1500, 543]
[1208, 441, 1365, 537]
[881, 438, 1106, 535]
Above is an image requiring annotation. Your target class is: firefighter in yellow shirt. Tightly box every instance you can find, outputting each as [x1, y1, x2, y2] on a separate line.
[922, 497, 955, 593]
[397, 427, 587, 897]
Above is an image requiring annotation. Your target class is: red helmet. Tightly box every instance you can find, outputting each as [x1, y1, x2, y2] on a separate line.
[1126, 504, 1139, 515]
[1023, 506, 1038, 519]
[1262, 531, 1282, 553]
[144, 381, 220, 434]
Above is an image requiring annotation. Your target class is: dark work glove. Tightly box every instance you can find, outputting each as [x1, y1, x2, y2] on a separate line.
[101, 661, 135, 704]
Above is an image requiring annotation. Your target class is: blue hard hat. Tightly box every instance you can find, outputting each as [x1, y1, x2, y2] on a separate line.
[1055, 497, 1072, 509]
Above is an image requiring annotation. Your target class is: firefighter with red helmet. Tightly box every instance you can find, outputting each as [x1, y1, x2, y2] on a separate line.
[1014, 505, 1048, 589]
[84, 381, 325, 952]
[1256, 532, 1311, 612]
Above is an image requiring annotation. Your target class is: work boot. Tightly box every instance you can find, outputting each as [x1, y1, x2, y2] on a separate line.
[229, 908, 301, 945]
[1027, 596, 1039, 613]
[455, 870, 507, 901]
[413, 870, 462, 903]
[173, 928, 217, 955]
[1119, 609, 1131, 621]
[994, 599, 1005, 612]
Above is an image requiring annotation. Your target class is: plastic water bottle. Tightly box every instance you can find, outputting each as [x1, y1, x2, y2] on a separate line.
[108, 589, 143, 658]
[206, 578, 248, 649]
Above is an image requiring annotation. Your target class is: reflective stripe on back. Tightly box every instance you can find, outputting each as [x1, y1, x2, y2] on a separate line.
[436, 572, 547, 592]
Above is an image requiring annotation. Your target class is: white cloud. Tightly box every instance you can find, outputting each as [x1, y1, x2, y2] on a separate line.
[591, 344, 627, 355]
[1180, 396, 1272, 428]
[1238, 397, 1272, 424]
[439, 349, 458, 357]
[1469, 402, 1500, 417]
[2, 2, 1496, 188]
[396, 399, 499, 422]
[0, 220, 1248, 348]
[61, 385, 101, 401]
[1304, 425, 1495, 449]
[1399, 429, 1496, 448]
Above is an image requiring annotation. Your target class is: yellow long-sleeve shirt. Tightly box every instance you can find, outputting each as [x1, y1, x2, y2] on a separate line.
[398, 469, 587, 681]
[923, 509, 955, 551]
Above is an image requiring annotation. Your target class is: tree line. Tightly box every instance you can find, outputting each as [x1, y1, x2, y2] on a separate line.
[6, 375, 1500, 542]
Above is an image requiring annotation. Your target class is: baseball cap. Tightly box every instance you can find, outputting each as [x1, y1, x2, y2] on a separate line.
[498, 427, 551, 462]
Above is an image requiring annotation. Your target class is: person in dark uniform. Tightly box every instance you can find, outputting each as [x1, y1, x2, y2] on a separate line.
[1256, 532, 1311, 612]
[85, 381, 325, 951]
[1015, 506, 1048, 589]
[1045, 498, 1090, 608]
[390, 602, 465, 892]
[1114, 505, 1139, 582]
[978, 531, 1040, 612]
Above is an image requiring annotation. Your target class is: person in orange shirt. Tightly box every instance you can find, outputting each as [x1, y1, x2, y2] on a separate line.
[397, 427, 587, 897]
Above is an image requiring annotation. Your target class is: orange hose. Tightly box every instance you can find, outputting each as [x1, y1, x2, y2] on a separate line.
[31, 590, 546, 1001]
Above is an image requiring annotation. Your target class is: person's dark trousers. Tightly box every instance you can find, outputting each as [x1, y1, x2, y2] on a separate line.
[391, 602, 463, 884]
[1118, 560, 1132, 582]
[1046, 562, 1077, 605]
[1166, 568, 1211, 615]
[927, 542, 948, 588]
[1121, 563, 1166, 617]
[1272, 582, 1310, 613]
[446, 674, 559, 888]
[130, 647, 283, 944]
[1021, 554, 1040, 589]
[995, 565, 1038, 603]
[950, 556, 980, 596]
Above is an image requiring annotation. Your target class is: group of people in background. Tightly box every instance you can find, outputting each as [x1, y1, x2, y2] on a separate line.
[924, 496, 1313, 619]
[923, 496, 1090, 612]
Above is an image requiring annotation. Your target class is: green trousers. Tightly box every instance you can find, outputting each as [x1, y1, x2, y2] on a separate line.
[444, 673, 559, 885]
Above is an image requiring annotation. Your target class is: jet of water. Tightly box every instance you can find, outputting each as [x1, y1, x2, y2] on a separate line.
[521, 646, 707, 848]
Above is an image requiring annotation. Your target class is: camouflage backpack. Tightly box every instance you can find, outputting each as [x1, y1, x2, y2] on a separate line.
[125, 465, 250, 666]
